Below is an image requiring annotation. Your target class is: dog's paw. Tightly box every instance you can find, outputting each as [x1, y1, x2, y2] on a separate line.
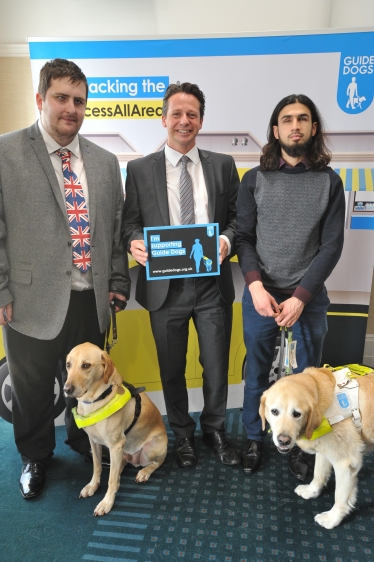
[294, 484, 319, 500]
[315, 509, 344, 529]
[135, 468, 151, 483]
[80, 482, 100, 498]
[93, 498, 114, 516]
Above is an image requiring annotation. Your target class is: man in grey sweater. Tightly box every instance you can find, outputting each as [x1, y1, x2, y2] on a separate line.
[236, 94, 345, 478]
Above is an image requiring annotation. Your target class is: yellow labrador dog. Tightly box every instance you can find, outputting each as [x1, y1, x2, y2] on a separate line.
[64, 342, 168, 516]
[260, 367, 374, 529]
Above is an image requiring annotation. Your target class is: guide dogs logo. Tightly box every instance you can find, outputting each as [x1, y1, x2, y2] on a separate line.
[337, 53, 374, 114]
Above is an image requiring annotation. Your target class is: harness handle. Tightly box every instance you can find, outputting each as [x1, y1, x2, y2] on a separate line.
[276, 326, 293, 381]
[277, 327, 285, 381]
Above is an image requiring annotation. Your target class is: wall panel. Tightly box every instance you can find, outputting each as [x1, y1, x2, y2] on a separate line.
[0, 57, 35, 135]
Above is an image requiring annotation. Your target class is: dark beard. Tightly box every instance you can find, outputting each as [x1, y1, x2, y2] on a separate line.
[279, 136, 313, 159]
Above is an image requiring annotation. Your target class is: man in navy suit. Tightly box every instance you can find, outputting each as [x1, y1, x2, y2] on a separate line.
[123, 82, 240, 468]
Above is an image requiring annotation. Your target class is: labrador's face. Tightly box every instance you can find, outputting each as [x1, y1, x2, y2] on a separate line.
[64, 342, 114, 399]
[259, 374, 321, 453]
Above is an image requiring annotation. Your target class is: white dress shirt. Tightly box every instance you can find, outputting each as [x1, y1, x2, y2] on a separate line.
[164, 144, 230, 253]
[38, 120, 93, 290]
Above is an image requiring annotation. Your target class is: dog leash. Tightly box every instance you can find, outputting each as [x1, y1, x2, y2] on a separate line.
[105, 303, 117, 354]
[98, 300, 145, 432]
[105, 297, 127, 354]
[102, 299, 143, 435]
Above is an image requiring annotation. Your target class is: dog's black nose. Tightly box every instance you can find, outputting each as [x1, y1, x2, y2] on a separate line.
[277, 434, 291, 446]
[63, 383, 74, 396]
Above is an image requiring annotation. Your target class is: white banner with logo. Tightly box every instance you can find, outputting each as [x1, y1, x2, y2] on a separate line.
[25, 33, 374, 408]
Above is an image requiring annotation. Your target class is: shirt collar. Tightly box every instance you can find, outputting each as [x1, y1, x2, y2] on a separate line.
[279, 156, 310, 170]
[164, 143, 200, 167]
[38, 119, 80, 158]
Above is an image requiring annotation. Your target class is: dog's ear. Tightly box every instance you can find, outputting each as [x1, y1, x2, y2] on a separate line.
[101, 352, 114, 383]
[305, 403, 321, 440]
[259, 392, 267, 431]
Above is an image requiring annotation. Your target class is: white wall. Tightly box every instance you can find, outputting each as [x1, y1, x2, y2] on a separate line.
[331, 0, 374, 27]
[1, 0, 374, 47]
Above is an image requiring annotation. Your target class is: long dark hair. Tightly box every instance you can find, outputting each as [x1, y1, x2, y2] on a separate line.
[260, 94, 331, 171]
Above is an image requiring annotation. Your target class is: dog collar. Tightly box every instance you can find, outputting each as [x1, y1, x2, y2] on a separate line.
[72, 385, 132, 428]
[82, 384, 113, 404]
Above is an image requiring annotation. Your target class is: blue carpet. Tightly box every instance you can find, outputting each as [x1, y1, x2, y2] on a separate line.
[0, 410, 373, 562]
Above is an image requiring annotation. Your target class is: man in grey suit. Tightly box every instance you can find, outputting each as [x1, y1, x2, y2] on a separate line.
[123, 82, 240, 468]
[0, 59, 130, 499]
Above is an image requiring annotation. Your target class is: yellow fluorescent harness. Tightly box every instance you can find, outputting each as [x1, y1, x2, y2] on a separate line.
[72, 385, 132, 428]
[305, 417, 333, 440]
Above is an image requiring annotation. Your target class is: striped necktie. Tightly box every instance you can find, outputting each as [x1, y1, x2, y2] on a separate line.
[56, 149, 91, 273]
[179, 155, 195, 224]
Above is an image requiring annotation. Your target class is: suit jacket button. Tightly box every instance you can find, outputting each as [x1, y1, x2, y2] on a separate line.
[67, 241, 72, 247]
[66, 271, 71, 276]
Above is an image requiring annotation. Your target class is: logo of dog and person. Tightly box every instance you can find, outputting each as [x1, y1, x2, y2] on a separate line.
[190, 239, 212, 273]
[337, 51, 374, 114]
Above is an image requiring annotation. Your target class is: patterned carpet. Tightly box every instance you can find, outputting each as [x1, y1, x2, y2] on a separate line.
[1, 410, 373, 562]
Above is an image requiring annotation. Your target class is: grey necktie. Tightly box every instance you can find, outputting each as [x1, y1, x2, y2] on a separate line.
[179, 155, 195, 224]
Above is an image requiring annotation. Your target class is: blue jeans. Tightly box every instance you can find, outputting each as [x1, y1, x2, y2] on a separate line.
[242, 287, 329, 442]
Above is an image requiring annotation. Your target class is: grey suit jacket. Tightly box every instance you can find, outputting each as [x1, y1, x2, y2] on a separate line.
[123, 148, 239, 311]
[0, 122, 130, 339]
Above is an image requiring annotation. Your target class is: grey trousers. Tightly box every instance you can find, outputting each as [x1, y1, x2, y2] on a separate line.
[150, 277, 232, 439]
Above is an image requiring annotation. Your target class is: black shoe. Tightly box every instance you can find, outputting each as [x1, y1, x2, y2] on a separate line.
[242, 439, 263, 474]
[84, 450, 111, 468]
[203, 431, 241, 465]
[288, 445, 309, 481]
[174, 437, 197, 468]
[19, 462, 46, 499]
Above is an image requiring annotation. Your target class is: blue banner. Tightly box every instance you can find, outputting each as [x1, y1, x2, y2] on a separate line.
[28, 32, 374, 60]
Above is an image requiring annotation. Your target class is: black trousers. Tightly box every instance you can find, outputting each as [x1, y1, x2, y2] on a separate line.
[150, 277, 232, 439]
[3, 290, 105, 463]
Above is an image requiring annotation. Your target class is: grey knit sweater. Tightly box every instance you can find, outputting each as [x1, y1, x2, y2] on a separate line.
[236, 164, 345, 304]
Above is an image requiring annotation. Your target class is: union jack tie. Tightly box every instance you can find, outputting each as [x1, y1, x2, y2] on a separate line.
[56, 149, 91, 273]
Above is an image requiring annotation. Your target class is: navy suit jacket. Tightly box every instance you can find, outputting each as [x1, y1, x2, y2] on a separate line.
[123, 148, 239, 311]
